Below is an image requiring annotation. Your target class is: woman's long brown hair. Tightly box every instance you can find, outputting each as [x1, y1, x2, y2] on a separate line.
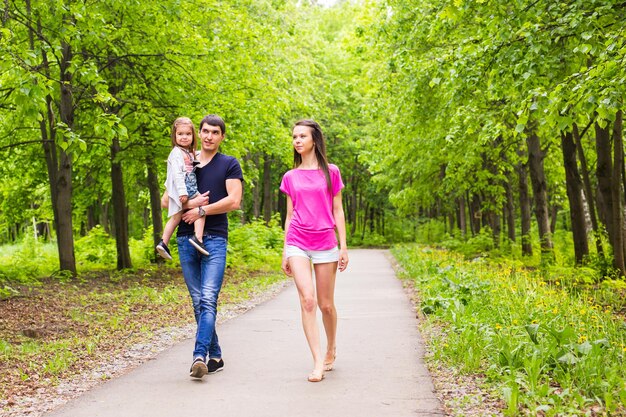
[293, 119, 332, 193]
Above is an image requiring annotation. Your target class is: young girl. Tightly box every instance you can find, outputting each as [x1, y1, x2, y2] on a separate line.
[280, 119, 349, 383]
[156, 117, 209, 260]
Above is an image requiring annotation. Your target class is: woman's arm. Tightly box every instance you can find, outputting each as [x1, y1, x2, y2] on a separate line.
[333, 191, 349, 271]
[281, 195, 294, 276]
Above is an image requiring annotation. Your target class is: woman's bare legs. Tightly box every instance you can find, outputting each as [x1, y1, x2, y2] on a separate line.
[289, 256, 325, 381]
[314, 262, 338, 370]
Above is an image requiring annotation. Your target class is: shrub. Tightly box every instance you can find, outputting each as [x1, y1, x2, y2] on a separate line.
[75, 225, 117, 268]
[227, 215, 283, 272]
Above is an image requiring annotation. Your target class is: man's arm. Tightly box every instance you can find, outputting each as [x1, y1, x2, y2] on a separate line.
[182, 179, 242, 223]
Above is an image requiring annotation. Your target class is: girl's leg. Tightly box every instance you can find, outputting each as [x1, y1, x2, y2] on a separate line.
[162, 212, 182, 245]
[193, 216, 205, 241]
[289, 256, 324, 381]
[314, 262, 338, 370]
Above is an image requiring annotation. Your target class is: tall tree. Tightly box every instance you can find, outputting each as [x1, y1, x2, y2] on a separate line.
[560, 129, 589, 263]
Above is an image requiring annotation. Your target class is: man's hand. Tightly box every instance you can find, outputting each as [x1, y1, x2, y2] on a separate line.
[181, 192, 209, 224]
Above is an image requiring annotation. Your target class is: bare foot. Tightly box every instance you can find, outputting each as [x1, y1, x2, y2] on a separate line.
[324, 348, 336, 371]
[308, 369, 325, 382]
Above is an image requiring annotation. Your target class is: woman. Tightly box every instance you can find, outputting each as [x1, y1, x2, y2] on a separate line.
[280, 119, 349, 382]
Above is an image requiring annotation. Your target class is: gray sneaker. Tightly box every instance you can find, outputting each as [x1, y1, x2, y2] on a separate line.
[156, 240, 172, 260]
[190, 357, 208, 379]
[189, 236, 209, 256]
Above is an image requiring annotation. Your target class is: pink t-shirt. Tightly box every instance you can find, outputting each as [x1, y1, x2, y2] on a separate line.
[280, 164, 344, 251]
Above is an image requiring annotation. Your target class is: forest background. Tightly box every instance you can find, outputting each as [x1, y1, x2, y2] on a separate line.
[1, 0, 626, 415]
[1, 0, 626, 282]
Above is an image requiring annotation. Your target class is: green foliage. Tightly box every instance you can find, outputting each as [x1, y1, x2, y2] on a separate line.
[75, 226, 117, 268]
[129, 226, 167, 269]
[394, 244, 626, 415]
[0, 235, 58, 291]
[0, 217, 286, 293]
[350, 232, 388, 248]
[354, 0, 626, 273]
[440, 227, 495, 259]
[227, 215, 283, 272]
[415, 219, 448, 245]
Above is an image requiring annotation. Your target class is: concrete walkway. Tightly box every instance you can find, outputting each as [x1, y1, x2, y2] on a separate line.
[46, 249, 443, 417]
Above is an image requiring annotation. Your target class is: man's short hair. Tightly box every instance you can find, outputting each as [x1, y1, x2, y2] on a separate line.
[200, 114, 226, 135]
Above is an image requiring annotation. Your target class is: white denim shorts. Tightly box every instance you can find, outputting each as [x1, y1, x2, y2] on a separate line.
[285, 245, 339, 264]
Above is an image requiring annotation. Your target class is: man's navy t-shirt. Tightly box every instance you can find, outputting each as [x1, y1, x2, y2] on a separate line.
[177, 153, 243, 240]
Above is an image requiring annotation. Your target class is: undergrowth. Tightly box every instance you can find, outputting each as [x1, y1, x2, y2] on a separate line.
[393, 244, 626, 416]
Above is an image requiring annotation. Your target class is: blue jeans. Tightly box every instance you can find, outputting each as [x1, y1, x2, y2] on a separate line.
[177, 234, 227, 359]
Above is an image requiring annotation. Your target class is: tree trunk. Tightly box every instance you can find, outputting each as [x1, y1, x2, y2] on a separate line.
[468, 193, 481, 235]
[101, 202, 111, 234]
[448, 211, 455, 235]
[349, 155, 358, 237]
[490, 209, 501, 248]
[457, 196, 467, 237]
[278, 188, 286, 227]
[87, 204, 98, 231]
[361, 201, 369, 241]
[466, 191, 474, 235]
[111, 137, 132, 269]
[262, 154, 272, 223]
[505, 176, 516, 242]
[595, 121, 614, 251]
[30, 3, 77, 274]
[517, 144, 533, 256]
[611, 111, 626, 275]
[561, 130, 589, 264]
[251, 153, 260, 219]
[146, 153, 164, 264]
[574, 122, 604, 256]
[549, 203, 559, 235]
[53, 35, 77, 275]
[526, 129, 553, 262]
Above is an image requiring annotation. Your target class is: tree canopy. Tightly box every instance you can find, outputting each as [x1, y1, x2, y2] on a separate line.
[1, 0, 625, 276]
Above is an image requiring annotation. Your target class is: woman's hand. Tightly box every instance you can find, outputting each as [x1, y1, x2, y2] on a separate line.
[179, 195, 188, 204]
[281, 256, 292, 276]
[338, 248, 349, 272]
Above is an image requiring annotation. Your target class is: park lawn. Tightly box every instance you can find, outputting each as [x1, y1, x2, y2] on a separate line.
[0, 266, 286, 408]
[393, 244, 626, 417]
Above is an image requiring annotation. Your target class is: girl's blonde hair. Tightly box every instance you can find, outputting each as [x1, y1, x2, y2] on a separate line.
[170, 117, 197, 152]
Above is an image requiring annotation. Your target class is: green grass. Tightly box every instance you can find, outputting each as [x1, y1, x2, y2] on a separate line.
[0, 219, 287, 406]
[393, 244, 626, 416]
[0, 268, 287, 404]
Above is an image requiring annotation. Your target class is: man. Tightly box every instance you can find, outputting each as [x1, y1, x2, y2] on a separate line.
[172, 114, 243, 379]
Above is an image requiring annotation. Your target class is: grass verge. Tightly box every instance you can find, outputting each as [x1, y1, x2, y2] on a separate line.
[393, 244, 626, 416]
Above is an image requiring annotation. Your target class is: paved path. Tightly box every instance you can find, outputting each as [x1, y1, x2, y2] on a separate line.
[46, 249, 443, 417]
